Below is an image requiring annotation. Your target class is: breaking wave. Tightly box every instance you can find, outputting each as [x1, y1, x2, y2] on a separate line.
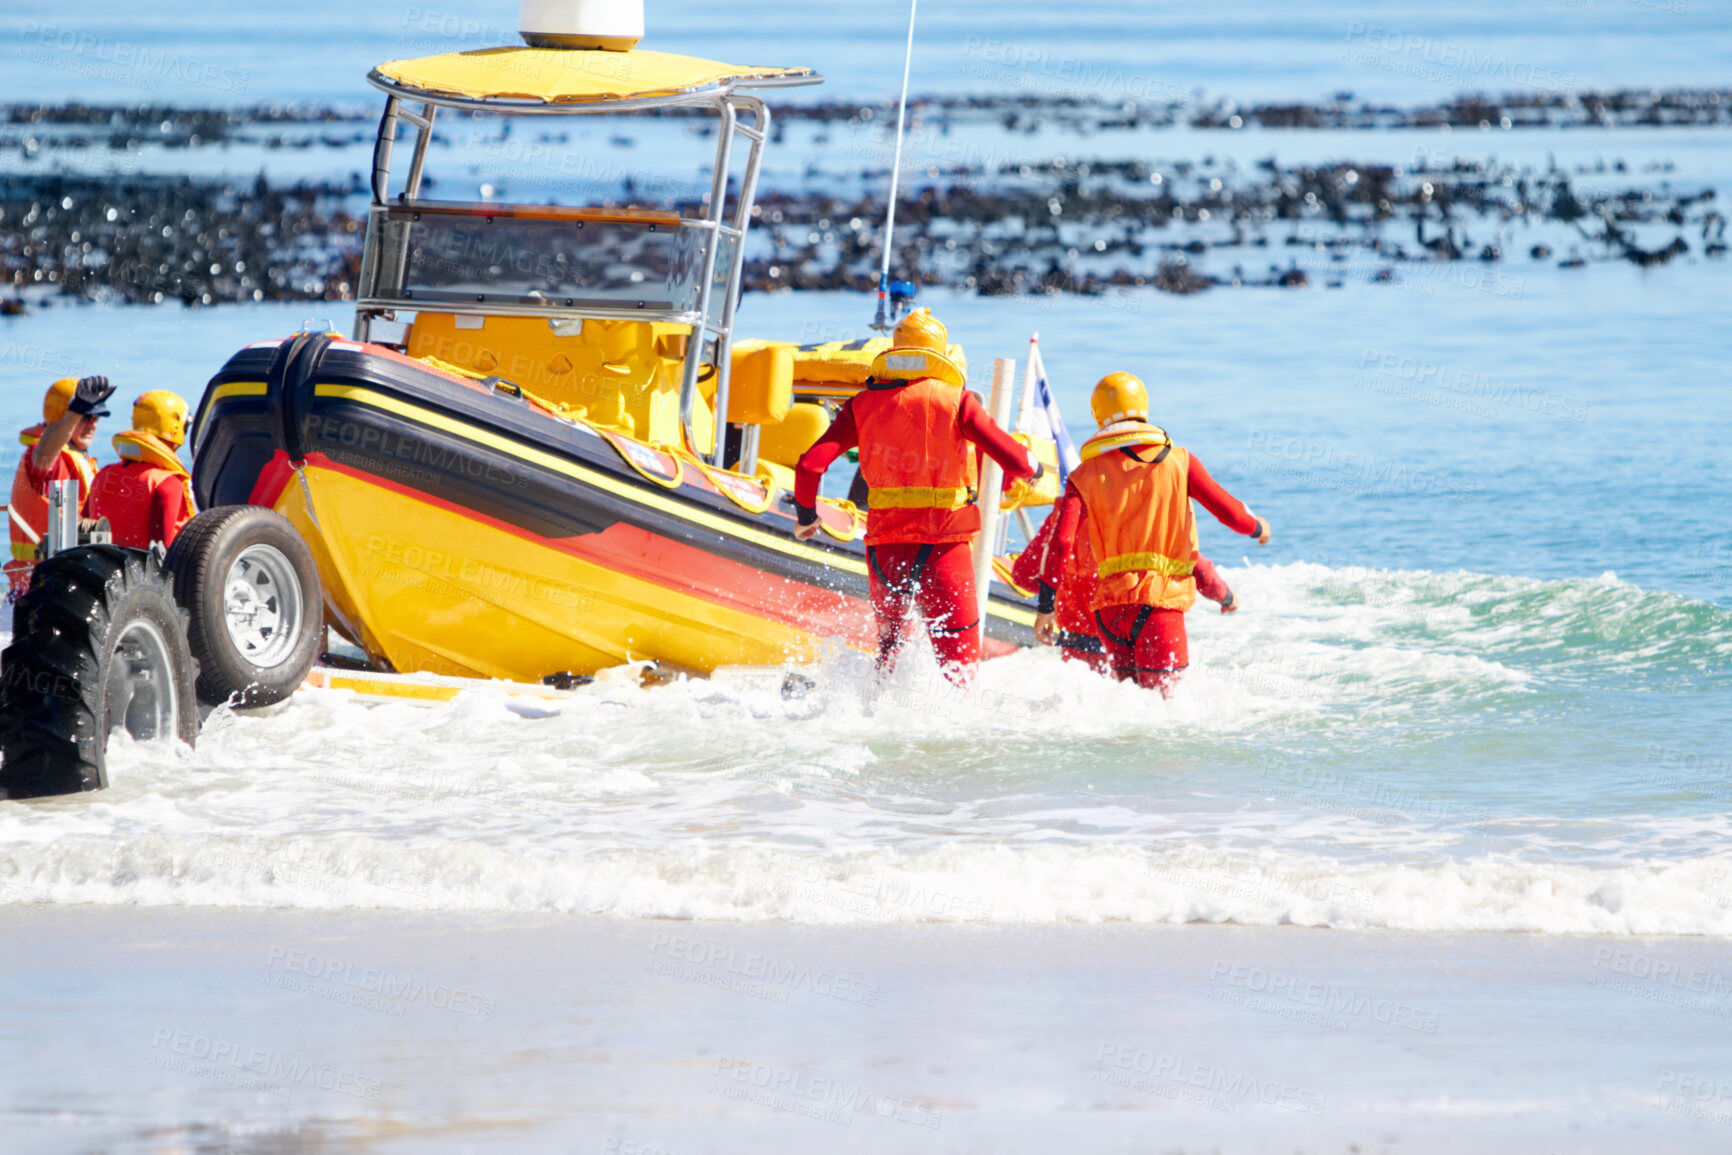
[1, 564, 1728, 935]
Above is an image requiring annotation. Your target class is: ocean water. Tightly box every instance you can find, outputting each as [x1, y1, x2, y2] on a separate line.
[3, 270, 1728, 938]
[7, 0, 1731, 105]
[0, 1, 1729, 940]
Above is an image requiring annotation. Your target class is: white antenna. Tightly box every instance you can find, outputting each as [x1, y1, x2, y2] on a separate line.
[871, 0, 919, 331]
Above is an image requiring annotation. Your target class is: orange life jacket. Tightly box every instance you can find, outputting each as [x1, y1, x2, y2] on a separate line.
[1071, 423, 1197, 613]
[851, 378, 981, 546]
[7, 426, 96, 589]
[88, 471, 195, 553]
[89, 430, 196, 549]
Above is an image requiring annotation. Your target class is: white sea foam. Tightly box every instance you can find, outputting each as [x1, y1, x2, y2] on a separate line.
[2, 565, 1728, 934]
[4, 822, 1732, 936]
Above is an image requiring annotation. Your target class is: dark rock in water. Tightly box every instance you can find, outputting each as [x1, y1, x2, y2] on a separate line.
[0, 172, 362, 305]
[0, 298, 24, 315]
[1416, 220, 1463, 261]
[1154, 260, 1211, 294]
[1559, 257, 1587, 268]
[1624, 237, 1688, 267]
[1207, 87, 1732, 131]
[1, 95, 1721, 304]
[1552, 182, 1586, 223]
[1703, 211, 1726, 251]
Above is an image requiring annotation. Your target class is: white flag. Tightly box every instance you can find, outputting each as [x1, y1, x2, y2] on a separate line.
[1021, 341, 1080, 482]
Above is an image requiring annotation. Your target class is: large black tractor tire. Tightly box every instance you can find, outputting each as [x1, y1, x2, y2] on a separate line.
[163, 506, 323, 708]
[0, 546, 200, 799]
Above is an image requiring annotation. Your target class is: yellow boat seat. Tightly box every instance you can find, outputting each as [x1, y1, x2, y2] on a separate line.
[404, 311, 707, 450]
[727, 344, 793, 425]
[757, 401, 830, 469]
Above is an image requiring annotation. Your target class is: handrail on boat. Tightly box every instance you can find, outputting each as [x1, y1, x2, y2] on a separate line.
[357, 83, 777, 474]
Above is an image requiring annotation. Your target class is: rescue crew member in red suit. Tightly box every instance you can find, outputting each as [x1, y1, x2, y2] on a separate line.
[7, 375, 114, 598]
[1012, 507, 1238, 676]
[1034, 372, 1271, 695]
[88, 391, 197, 550]
[794, 309, 1040, 684]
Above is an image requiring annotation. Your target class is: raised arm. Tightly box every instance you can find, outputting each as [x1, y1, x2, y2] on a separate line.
[28, 410, 81, 476]
[31, 376, 114, 474]
[793, 399, 861, 528]
[1188, 453, 1270, 543]
[957, 390, 1039, 482]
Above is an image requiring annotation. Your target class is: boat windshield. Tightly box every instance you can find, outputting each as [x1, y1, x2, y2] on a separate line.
[357, 91, 775, 463]
[361, 203, 735, 323]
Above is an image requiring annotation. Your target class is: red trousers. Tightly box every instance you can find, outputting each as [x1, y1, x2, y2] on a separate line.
[1095, 603, 1188, 695]
[867, 541, 979, 684]
[1058, 633, 1110, 675]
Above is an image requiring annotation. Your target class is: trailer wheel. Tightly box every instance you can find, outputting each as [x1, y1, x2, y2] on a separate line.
[0, 546, 199, 799]
[164, 506, 323, 707]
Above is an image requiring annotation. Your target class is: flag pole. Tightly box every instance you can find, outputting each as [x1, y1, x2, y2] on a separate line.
[1016, 333, 1041, 433]
[975, 357, 1016, 624]
[871, 0, 920, 331]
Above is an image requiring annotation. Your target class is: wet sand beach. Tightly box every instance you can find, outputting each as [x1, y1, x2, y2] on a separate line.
[6, 906, 1732, 1153]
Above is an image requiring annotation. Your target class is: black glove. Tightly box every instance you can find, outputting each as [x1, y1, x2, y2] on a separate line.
[69, 376, 115, 418]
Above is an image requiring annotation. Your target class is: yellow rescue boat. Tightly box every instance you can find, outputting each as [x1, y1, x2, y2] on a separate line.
[189, 39, 1043, 685]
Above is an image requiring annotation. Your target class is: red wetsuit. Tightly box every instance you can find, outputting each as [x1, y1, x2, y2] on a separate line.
[1013, 507, 1106, 673]
[796, 385, 1036, 682]
[1192, 556, 1233, 609]
[7, 429, 95, 597]
[87, 461, 195, 549]
[1042, 448, 1259, 692]
[1015, 506, 1236, 676]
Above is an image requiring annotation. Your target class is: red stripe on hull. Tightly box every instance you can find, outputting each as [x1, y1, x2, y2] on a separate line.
[303, 451, 878, 650]
[247, 450, 297, 509]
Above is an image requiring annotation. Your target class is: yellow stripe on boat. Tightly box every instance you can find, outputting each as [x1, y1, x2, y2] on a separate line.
[303, 666, 587, 703]
[303, 668, 465, 701]
[207, 381, 268, 401]
[311, 383, 869, 573]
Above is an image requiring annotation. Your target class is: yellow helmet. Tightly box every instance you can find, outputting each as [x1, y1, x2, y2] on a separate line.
[133, 390, 190, 447]
[868, 308, 966, 388]
[893, 308, 949, 354]
[43, 377, 80, 424]
[1090, 371, 1149, 427]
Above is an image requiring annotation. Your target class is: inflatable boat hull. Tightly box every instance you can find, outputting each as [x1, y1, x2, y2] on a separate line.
[191, 334, 1036, 681]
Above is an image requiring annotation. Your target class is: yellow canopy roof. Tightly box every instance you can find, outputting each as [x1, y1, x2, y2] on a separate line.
[374, 47, 815, 105]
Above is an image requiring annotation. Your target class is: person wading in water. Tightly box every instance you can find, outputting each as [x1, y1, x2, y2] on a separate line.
[795, 309, 1040, 685]
[1035, 372, 1270, 695]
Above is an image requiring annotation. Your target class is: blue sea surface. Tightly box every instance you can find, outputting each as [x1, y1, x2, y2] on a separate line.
[0, 0, 1727, 939]
[6, 0, 1732, 105]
